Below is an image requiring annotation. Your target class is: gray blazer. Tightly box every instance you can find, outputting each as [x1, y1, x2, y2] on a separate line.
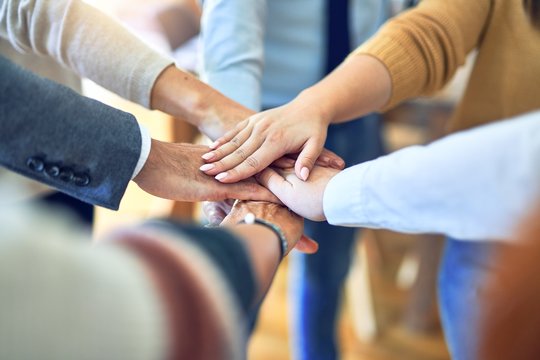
[0, 56, 141, 209]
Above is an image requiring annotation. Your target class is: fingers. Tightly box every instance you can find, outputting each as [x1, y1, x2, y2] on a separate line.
[228, 181, 282, 204]
[294, 234, 319, 254]
[213, 145, 284, 183]
[201, 125, 253, 164]
[318, 148, 345, 169]
[201, 135, 264, 177]
[208, 119, 248, 150]
[295, 137, 325, 181]
[255, 167, 293, 203]
[271, 156, 296, 169]
[202, 201, 228, 225]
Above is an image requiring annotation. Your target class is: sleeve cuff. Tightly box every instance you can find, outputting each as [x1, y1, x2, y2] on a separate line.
[131, 124, 152, 180]
[323, 163, 373, 227]
[129, 55, 174, 109]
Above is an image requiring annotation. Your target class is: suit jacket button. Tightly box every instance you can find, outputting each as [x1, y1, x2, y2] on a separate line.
[45, 164, 61, 177]
[26, 157, 45, 172]
[59, 168, 74, 182]
[73, 173, 91, 187]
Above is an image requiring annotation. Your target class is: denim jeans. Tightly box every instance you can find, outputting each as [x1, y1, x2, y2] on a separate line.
[438, 238, 504, 360]
[289, 114, 384, 360]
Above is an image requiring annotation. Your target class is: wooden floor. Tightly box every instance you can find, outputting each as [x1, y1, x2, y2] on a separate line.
[247, 231, 450, 360]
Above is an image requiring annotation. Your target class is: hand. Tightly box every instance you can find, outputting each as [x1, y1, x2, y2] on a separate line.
[256, 166, 340, 221]
[133, 140, 278, 202]
[202, 200, 235, 226]
[199, 97, 340, 183]
[220, 200, 318, 255]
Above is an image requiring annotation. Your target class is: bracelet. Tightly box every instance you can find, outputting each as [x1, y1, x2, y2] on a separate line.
[239, 213, 288, 259]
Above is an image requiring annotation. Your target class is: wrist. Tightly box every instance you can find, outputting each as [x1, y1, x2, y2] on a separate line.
[239, 215, 288, 259]
[150, 65, 213, 127]
[296, 87, 336, 126]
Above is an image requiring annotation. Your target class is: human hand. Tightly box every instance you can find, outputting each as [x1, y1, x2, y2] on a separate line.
[133, 140, 278, 202]
[199, 97, 339, 183]
[202, 200, 235, 226]
[256, 166, 340, 221]
[220, 200, 318, 255]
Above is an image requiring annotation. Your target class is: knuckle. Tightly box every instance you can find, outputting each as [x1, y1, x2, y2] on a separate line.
[230, 136, 242, 148]
[268, 130, 283, 143]
[245, 156, 260, 169]
[234, 148, 247, 160]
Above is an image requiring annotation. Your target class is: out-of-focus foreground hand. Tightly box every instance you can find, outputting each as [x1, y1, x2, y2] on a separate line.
[220, 200, 318, 255]
[257, 166, 340, 221]
[199, 98, 341, 183]
[133, 140, 278, 202]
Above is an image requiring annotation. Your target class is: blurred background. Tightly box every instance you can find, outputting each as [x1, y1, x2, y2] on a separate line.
[2, 0, 477, 358]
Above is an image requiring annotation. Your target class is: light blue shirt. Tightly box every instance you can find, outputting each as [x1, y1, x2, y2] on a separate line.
[200, 0, 388, 111]
[323, 111, 540, 241]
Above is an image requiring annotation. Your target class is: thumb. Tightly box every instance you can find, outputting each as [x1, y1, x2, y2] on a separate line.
[294, 234, 319, 254]
[295, 137, 325, 181]
[256, 168, 292, 202]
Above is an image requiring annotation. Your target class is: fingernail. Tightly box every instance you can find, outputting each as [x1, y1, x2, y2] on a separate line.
[215, 172, 228, 181]
[300, 167, 309, 181]
[202, 152, 215, 161]
[332, 159, 344, 167]
[199, 163, 215, 172]
[209, 141, 220, 149]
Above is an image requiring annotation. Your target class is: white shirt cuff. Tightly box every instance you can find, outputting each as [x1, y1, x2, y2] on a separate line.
[131, 124, 152, 179]
[323, 163, 373, 227]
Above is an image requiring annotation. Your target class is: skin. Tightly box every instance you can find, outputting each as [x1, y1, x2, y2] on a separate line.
[222, 201, 318, 295]
[200, 54, 391, 183]
[133, 140, 279, 202]
[256, 166, 341, 221]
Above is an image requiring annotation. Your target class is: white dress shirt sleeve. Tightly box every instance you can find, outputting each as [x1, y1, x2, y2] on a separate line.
[131, 123, 152, 180]
[0, 0, 173, 108]
[324, 111, 540, 241]
[200, 0, 266, 111]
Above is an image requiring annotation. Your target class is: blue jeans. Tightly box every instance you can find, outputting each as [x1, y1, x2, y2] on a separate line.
[289, 114, 384, 360]
[438, 238, 503, 360]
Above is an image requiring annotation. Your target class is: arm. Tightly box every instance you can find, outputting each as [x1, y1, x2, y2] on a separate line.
[259, 111, 540, 241]
[0, 0, 252, 139]
[202, 0, 492, 182]
[199, 0, 266, 111]
[0, 56, 278, 209]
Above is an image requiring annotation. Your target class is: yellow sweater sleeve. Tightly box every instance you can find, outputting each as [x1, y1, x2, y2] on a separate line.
[353, 0, 493, 110]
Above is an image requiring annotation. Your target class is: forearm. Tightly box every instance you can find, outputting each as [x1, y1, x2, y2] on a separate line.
[0, 0, 173, 108]
[349, 0, 490, 109]
[151, 65, 253, 140]
[324, 111, 540, 240]
[199, 0, 266, 111]
[296, 54, 391, 125]
[229, 225, 281, 301]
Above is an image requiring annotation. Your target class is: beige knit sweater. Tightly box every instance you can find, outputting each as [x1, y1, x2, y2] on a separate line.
[0, 0, 173, 108]
[355, 0, 540, 132]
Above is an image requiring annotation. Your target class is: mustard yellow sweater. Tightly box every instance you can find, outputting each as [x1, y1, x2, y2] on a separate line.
[355, 0, 540, 132]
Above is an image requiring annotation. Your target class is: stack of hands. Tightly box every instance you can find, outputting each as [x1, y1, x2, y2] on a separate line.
[131, 66, 349, 256]
[184, 104, 345, 255]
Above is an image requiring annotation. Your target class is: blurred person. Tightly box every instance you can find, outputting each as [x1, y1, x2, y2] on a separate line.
[202, 1, 540, 357]
[0, 185, 316, 359]
[0, 56, 277, 208]
[199, 0, 389, 357]
[476, 204, 540, 360]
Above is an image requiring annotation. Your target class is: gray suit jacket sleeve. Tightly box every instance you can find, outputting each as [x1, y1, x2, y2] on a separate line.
[0, 56, 141, 210]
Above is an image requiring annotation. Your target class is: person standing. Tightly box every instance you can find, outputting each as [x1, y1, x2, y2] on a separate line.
[199, 1, 389, 358]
